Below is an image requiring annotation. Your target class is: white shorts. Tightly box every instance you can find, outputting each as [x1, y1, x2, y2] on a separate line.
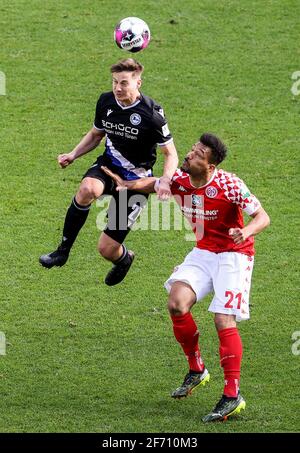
[164, 248, 254, 322]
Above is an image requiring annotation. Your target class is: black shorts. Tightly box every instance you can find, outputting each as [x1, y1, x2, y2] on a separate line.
[82, 155, 149, 244]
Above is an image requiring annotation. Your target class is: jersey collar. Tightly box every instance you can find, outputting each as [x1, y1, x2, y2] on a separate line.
[114, 96, 141, 110]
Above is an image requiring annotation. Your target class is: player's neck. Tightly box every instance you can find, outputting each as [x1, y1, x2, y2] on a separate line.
[118, 91, 141, 106]
[190, 169, 214, 187]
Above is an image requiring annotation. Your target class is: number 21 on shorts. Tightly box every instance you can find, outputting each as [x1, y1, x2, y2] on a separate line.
[224, 291, 242, 309]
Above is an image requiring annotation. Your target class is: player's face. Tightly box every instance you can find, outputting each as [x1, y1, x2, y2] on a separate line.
[181, 142, 214, 176]
[112, 71, 142, 105]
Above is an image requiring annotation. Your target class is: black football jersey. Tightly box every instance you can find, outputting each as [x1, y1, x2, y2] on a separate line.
[93, 91, 173, 180]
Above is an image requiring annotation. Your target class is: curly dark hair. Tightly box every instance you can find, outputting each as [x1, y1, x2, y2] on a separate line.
[200, 133, 227, 165]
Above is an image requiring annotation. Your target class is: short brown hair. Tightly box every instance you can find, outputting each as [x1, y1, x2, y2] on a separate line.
[110, 58, 144, 76]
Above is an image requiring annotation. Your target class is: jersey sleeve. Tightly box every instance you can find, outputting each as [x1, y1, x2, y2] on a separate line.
[93, 94, 106, 131]
[170, 169, 184, 195]
[226, 176, 261, 215]
[151, 106, 173, 146]
[171, 169, 183, 182]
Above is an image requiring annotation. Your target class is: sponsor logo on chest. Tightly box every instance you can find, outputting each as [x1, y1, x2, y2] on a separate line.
[101, 119, 139, 139]
[192, 194, 203, 207]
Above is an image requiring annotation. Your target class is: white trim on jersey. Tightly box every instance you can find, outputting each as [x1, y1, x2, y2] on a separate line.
[106, 137, 152, 178]
[157, 137, 174, 147]
[114, 97, 141, 110]
[93, 124, 105, 131]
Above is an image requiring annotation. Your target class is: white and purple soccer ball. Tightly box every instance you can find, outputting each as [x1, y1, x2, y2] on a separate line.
[114, 17, 151, 53]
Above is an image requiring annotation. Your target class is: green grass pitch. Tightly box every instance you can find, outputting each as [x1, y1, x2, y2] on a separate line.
[0, 0, 299, 433]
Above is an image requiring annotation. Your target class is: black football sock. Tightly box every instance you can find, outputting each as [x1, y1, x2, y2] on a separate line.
[113, 245, 129, 265]
[59, 197, 91, 252]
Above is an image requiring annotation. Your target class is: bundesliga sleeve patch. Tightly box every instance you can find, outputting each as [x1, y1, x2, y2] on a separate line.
[240, 183, 251, 200]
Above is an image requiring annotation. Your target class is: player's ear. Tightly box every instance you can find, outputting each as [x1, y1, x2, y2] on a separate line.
[137, 78, 142, 89]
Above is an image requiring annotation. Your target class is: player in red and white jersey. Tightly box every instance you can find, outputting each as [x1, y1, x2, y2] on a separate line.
[101, 132, 270, 422]
[170, 166, 261, 256]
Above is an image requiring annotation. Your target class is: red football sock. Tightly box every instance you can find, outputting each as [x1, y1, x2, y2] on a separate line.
[171, 312, 204, 373]
[218, 327, 243, 398]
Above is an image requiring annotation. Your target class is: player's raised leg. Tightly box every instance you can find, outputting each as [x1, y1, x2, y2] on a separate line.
[167, 281, 210, 398]
[100, 190, 147, 286]
[39, 177, 104, 268]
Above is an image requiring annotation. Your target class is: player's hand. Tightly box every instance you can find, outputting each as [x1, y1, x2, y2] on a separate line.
[229, 228, 247, 244]
[58, 153, 75, 168]
[101, 166, 127, 191]
[157, 177, 171, 201]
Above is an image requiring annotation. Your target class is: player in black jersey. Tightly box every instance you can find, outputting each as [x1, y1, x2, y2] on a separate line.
[39, 58, 178, 285]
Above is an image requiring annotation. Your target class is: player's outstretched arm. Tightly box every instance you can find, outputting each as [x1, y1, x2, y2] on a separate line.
[157, 141, 179, 200]
[229, 207, 270, 245]
[58, 127, 105, 168]
[101, 166, 156, 194]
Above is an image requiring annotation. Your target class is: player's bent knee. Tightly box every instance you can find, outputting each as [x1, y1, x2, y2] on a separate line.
[168, 282, 196, 316]
[98, 242, 119, 260]
[77, 180, 103, 204]
[167, 297, 188, 316]
[98, 242, 110, 258]
[76, 185, 95, 204]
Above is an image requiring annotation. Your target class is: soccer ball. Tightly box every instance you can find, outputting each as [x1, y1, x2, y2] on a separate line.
[114, 17, 151, 53]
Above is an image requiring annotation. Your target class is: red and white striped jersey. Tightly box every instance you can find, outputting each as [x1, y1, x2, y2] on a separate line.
[170, 168, 261, 255]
